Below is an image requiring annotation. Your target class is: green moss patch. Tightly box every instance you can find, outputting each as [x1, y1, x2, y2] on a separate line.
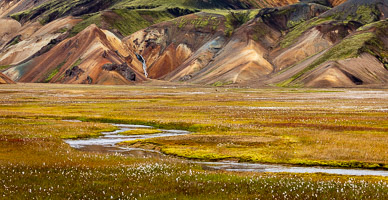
[109, 9, 174, 36]
[224, 10, 252, 36]
[280, 17, 333, 49]
[69, 9, 174, 37]
[69, 14, 102, 37]
[44, 60, 67, 83]
[0, 65, 10, 71]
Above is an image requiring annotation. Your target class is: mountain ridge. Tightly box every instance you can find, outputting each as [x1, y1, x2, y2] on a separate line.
[1, 0, 387, 87]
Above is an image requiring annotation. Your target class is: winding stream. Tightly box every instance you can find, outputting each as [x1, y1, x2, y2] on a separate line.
[63, 121, 388, 177]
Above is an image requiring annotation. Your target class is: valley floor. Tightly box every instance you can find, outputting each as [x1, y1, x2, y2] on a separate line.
[0, 83, 387, 199]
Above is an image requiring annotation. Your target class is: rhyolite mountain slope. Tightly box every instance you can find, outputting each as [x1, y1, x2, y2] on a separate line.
[1, 0, 387, 87]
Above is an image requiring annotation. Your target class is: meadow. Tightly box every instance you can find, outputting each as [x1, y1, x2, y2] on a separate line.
[0, 83, 387, 199]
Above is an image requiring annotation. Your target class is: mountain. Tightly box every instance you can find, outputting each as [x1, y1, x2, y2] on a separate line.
[125, 3, 330, 85]
[269, 0, 388, 87]
[270, 19, 388, 87]
[4, 23, 146, 84]
[1, 0, 387, 87]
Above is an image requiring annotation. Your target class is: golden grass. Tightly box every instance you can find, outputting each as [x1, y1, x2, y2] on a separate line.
[0, 83, 387, 198]
[1, 84, 387, 168]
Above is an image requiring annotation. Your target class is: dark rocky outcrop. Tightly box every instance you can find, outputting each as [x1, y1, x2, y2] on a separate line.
[179, 75, 193, 82]
[258, 3, 330, 31]
[167, 7, 200, 17]
[64, 66, 84, 80]
[102, 63, 136, 81]
[320, 0, 388, 25]
[315, 21, 362, 43]
[30, 33, 69, 60]
[4, 35, 21, 48]
[83, 76, 93, 84]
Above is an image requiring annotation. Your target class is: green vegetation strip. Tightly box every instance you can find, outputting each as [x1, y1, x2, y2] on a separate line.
[110, 9, 174, 36]
[280, 17, 333, 49]
[0, 65, 10, 71]
[44, 61, 66, 83]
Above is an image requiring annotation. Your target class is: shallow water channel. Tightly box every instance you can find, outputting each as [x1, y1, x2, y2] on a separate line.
[64, 121, 388, 177]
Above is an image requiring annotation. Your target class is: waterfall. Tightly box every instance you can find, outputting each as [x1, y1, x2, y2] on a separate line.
[136, 54, 148, 78]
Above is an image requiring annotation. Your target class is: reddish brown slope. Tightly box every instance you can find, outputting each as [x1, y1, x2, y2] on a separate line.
[124, 12, 227, 79]
[6, 24, 145, 84]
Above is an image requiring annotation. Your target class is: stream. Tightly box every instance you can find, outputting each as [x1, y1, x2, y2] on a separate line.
[63, 121, 388, 177]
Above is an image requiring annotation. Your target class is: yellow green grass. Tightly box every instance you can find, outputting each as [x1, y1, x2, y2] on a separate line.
[0, 83, 387, 198]
[1, 84, 387, 169]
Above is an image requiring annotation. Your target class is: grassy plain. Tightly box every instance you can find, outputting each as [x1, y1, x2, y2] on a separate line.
[0, 83, 387, 199]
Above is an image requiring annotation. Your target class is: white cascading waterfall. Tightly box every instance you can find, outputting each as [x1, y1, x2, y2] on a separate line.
[136, 54, 148, 78]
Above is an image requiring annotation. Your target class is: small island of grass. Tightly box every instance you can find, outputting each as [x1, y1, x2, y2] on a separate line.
[120, 129, 163, 135]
